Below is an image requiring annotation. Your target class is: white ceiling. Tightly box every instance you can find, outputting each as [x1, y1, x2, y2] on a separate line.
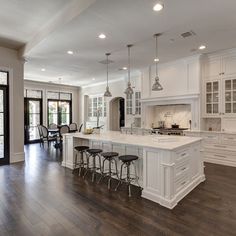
[1, 0, 236, 86]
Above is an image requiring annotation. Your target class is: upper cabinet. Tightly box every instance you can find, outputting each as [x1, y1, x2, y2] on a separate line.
[202, 50, 236, 118]
[141, 55, 201, 100]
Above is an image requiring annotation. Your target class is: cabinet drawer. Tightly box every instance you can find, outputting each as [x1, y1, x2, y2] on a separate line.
[202, 133, 220, 144]
[204, 151, 236, 163]
[174, 159, 190, 179]
[175, 173, 190, 194]
[221, 134, 236, 146]
[175, 149, 190, 164]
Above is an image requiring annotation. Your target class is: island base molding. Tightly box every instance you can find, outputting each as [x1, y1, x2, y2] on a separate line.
[142, 175, 205, 209]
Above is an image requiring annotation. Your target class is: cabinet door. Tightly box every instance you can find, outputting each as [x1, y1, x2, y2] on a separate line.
[205, 80, 220, 116]
[204, 57, 222, 79]
[223, 78, 236, 116]
[222, 54, 236, 76]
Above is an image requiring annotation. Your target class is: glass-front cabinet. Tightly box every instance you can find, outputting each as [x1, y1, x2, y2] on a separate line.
[223, 78, 236, 115]
[205, 80, 220, 115]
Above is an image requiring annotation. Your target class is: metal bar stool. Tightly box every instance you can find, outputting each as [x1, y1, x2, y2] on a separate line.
[115, 155, 141, 197]
[97, 152, 119, 189]
[83, 148, 103, 182]
[73, 146, 89, 176]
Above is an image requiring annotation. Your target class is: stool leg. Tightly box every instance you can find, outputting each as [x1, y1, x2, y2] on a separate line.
[83, 154, 90, 179]
[72, 152, 78, 174]
[92, 155, 96, 182]
[127, 164, 132, 197]
[108, 159, 112, 189]
[133, 161, 141, 188]
[113, 158, 119, 179]
[97, 158, 106, 184]
[115, 162, 124, 191]
[78, 151, 84, 177]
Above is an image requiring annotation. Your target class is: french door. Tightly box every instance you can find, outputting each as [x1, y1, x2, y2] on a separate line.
[0, 72, 9, 165]
[24, 98, 42, 144]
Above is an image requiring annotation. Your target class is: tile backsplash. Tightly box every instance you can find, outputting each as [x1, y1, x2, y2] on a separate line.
[154, 104, 191, 128]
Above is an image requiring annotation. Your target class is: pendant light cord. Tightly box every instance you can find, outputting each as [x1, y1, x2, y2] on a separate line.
[127, 45, 132, 84]
[155, 35, 158, 77]
[107, 54, 109, 87]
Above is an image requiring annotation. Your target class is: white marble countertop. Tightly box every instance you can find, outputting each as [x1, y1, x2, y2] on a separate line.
[64, 131, 202, 151]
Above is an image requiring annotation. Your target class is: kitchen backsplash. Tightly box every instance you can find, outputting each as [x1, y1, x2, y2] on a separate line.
[202, 118, 221, 131]
[154, 104, 191, 128]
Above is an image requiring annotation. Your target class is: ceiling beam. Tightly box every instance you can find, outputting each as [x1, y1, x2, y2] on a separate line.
[19, 0, 96, 58]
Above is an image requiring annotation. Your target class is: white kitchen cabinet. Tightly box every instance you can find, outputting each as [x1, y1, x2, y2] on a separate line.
[125, 90, 141, 116]
[222, 54, 236, 76]
[203, 56, 222, 80]
[202, 50, 236, 119]
[184, 130, 236, 167]
[204, 80, 221, 116]
[222, 77, 236, 115]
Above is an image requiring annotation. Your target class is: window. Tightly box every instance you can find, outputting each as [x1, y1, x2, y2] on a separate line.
[126, 93, 133, 115]
[47, 91, 72, 125]
[88, 96, 106, 118]
[24, 89, 42, 99]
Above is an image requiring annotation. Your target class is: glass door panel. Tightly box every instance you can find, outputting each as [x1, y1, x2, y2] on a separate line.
[205, 81, 219, 115]
[59, 101, 71, 125]
[0, 84, 9, 165]
[224, 78, 236, 114]
[48, 101, 58, 125]
[25, 98, 42, 143]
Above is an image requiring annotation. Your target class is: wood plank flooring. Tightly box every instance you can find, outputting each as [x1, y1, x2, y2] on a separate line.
[0, 144, 235, 236]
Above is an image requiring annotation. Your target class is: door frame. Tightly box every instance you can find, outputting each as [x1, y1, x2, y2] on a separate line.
[0, 73, 9, 165]
[24, 97, 43, 144]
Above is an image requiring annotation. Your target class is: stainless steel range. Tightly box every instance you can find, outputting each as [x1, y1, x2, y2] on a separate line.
[153, 128, 188, 136]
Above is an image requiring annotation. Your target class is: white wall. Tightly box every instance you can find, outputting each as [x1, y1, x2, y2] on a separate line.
[24, 80, 81, 126]
[0, 46, 24, 163]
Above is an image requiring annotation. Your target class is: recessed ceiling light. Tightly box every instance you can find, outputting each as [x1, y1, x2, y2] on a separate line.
[199, 45, 206, 50]
[92, 78, 95, 81]
[154, 58, 159, 62]
[67, 50, 74, 55]
[41, 68, 46, 72]
[153, 2, 164, 11]
[122, 67, 127, 70]
[98, 33, 106, 39]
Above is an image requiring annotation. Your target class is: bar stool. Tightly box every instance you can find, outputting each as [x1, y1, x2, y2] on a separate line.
[83, 148, 103, 182]
[97, 152, 119, 189]
[73, 146, 89, 176]
[115, 155, 140, 197]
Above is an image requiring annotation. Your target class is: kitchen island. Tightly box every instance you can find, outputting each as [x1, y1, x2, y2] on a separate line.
[62, 131, 205, 209]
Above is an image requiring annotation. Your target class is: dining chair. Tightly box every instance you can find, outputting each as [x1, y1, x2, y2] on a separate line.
[78, 123, 83, 132]
[69, 123, 78, 133]
[40, 125, 58, 147]
[48, 123, 58, 129]
[59, 125, 70, 149]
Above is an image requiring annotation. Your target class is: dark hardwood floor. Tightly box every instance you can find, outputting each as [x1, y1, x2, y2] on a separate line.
[0, 144, 235, 236]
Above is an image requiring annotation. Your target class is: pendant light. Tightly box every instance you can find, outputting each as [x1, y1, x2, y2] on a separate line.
[124, 44, 134, 95]
[152, 33, 163, 91]
[104, 53, 112, 97]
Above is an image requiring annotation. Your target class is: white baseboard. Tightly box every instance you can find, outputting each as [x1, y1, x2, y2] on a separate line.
[61, 161, 74, 169]
[10, 152, 25, 163]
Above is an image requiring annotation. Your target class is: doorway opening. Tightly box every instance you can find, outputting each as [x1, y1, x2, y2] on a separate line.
[109, 97, 125, 131]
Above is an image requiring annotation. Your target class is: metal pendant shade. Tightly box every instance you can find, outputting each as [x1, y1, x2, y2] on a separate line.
[152, 34, 163, 91]
[124, 44, 134, 95]
[104, 53, 112, 97]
